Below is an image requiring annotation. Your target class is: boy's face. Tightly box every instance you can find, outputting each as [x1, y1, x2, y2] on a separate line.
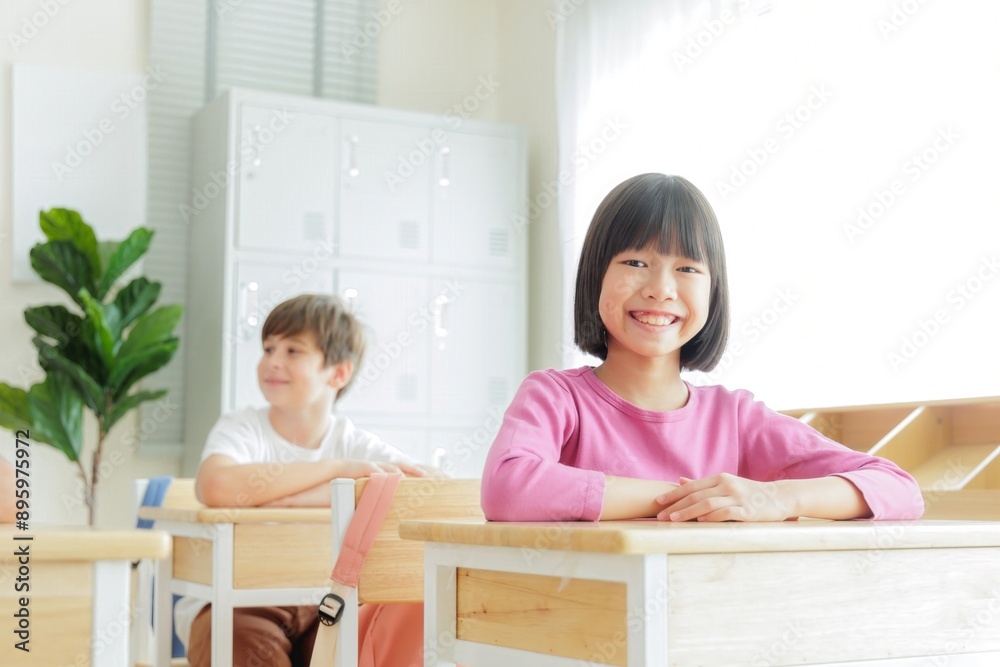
[257, 333, 351, 410]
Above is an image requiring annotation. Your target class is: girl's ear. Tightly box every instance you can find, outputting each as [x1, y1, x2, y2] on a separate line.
[328, 359, 355, 389]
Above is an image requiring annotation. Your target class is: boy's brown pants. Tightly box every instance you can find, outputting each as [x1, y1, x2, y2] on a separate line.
[186, 602, 424, 667]
[187, 605, 318, 667]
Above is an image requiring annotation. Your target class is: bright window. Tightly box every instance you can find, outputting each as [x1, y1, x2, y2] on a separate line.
[558, 0, 1000, 409]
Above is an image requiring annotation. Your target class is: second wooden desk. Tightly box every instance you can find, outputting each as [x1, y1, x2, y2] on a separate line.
[401, 518, 1000, 667]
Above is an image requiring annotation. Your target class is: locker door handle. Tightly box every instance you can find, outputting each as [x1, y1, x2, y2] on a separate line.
[346, 135, 360, 177]
[342, 287, 359, 312]
[438, 146, 451, 187]
[242, 281, 260, 326]
[432, 294, 450, 339]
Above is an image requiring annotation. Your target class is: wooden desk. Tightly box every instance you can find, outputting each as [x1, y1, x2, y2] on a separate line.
[0, 525, 170, 667]
[138, 505, 334, 667]
[401, 518, 1000, 667]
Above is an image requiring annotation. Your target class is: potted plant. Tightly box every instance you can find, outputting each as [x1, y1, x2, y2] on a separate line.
[0, 209, 182, 525]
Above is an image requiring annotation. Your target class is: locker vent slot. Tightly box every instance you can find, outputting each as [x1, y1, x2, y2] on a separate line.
[489, 228, 509, 257]
[397, 373, 418, 400]
[398, 221, 421, 249]
[303, 212, 326, 241]
[488, 376, 508, 405]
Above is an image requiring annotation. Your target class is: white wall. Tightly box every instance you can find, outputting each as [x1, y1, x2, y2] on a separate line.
[377, 0, 561, 371]
[0, 0, 181, 527]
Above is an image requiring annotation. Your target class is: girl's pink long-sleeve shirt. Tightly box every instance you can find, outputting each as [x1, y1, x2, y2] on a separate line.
[481, 367, 925, 521]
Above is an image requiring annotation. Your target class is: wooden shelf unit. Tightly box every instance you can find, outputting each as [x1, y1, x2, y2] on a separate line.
[783, 396, 1000, 520]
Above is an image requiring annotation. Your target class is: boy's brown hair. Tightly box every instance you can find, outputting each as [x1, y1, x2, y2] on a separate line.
[261, 294, 366, 400]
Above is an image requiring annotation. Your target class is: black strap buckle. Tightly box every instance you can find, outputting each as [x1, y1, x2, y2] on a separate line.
[318, 593, 346, 626]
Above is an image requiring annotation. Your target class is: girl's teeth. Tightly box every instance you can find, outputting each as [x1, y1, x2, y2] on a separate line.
[636, 314, 673, 326]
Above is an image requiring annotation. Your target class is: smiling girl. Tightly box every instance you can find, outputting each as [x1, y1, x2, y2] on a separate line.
[481, 174, 924, 523]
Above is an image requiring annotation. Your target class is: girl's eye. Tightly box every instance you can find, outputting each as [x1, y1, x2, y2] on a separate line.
[288, 348, 299, 354]
[624, 259, 647, 268]
[677, 266, 698, 274]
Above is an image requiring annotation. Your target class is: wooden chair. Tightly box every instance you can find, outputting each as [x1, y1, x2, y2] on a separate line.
[133, 477, 198, 667]
[328, 477, 483, 667]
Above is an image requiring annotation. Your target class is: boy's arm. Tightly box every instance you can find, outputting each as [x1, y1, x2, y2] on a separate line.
[195, 454, 403, 507]
[259, 480, 334, 507]
[259, 461, 441, 508]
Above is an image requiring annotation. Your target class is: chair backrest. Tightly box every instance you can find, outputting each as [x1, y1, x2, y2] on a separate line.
[343, 477, 483, 604]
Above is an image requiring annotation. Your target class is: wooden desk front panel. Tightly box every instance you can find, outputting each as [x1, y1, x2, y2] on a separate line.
[456, 546, 1000, 666]
[174, 537, 213, 585]
[457, 567, 628, 665]
[170, 525, 334, 589]
[233, 523, 332, 589]
[0, 562, 93, 666]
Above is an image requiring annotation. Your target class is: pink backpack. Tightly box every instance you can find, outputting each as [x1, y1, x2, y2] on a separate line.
[311, 474, 424, 667]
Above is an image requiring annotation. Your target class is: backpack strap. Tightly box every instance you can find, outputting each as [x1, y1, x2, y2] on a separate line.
[311, 472, 403, 667]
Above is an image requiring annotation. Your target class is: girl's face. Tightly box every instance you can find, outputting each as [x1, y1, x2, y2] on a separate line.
[598, 244, 711, 363]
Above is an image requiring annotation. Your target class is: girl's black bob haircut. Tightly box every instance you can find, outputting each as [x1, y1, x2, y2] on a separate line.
[574, 173, 730, 371]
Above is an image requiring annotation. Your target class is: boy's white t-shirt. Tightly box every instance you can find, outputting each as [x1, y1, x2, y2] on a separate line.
[173, 407, 417, 650]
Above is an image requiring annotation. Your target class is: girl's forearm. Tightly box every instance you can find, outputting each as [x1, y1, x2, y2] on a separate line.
[600, 476, 679, 520]
[777, 476, 871, 520]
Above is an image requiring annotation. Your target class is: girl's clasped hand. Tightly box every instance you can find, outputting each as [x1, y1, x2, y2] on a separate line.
[655, 474, 794, 523]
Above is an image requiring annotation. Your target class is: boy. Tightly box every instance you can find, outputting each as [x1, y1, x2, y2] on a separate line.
[177, 293, 430, 667]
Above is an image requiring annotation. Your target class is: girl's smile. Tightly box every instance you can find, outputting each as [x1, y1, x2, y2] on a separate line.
[629, 310, 682, 329]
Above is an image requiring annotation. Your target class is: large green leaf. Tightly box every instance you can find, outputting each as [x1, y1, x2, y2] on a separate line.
[27, 375, 84, 462]
[35, 336, 106, 414]
[78, 290, 117, 370]
[0, 384, 31, 434]
[29, 241, 97, 307]
[113, 277, 161, 332]
[118, 305, 183, 360]
[97, 240, 119, 283]
[24, 305, 84, 345]
[96, 227, 153, 298]
[105, 389, 167, 433]
[39, 209, 101, 278]
[109, 339, 179, 401]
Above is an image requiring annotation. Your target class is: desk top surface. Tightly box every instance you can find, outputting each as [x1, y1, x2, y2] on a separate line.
[0, 525, 171, 562]
[138, 505, 332, 524]
[399, 518, 1000, 554]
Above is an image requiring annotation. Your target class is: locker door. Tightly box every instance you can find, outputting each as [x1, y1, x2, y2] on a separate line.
[428, 277, 524, 417]
[338, 118, 432, 262]
[335, 270, 430, 416]
[431, 132, 521, 268]
[236, 106, 338, 253]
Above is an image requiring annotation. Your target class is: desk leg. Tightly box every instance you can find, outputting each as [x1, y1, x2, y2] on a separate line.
[213, 524, 235, 667]
[154, 551, 174, 667]
[92, 559, 130, 667]
[625, 554, 669, 667]
[424, 544, 457, 667]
